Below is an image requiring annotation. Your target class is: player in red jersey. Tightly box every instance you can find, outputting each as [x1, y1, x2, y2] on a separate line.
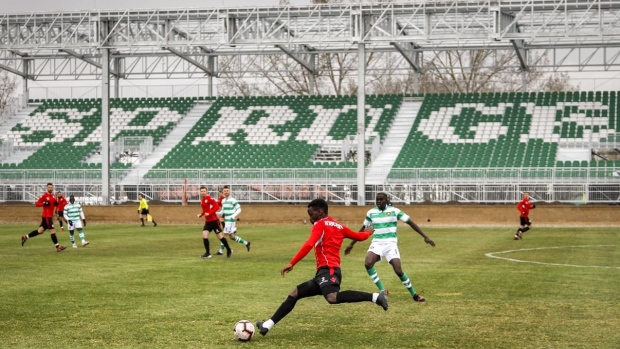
[514, 191, 536, 240]
[21, 183, 67, 251]
[55, 191, 68, 232]
[197, 186, 231, 259]
[255, 198, 388, 337]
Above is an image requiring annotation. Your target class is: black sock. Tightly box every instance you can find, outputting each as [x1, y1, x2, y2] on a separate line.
[270, 296, 297, 325]
[336, 290, 373, 303]
[522, 227, 530, 233]
[28, 230, 39, 238]
[203, 238, 210, 254]
[51, 234, 58, 245]
[219, 237, 231, 252]
[153, 221, 157, 225]
[59, 220, 63, 228]
[140, 218, 145, 225]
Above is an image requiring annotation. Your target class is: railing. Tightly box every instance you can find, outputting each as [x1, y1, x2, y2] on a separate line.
[0, 167, 618, 204]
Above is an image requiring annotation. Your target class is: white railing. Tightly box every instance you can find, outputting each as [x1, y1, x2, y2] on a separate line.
[0, 167, 618, 204]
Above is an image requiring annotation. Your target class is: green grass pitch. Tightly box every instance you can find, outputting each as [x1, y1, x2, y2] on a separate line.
[2, 223, 619, 349]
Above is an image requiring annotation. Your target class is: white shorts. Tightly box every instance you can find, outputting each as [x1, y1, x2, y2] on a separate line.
[223, 221, 237, 234]
[367, 241, 400, 263]
[67, 220, 83, 231]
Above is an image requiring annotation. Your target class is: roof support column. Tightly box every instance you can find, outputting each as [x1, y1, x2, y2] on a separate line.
[357, 42, 366, 205]
[22, 60, 29, 105]
[101, 47, 111, 205]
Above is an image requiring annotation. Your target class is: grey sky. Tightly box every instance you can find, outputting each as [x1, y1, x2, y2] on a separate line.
[2, 0, 299, 14]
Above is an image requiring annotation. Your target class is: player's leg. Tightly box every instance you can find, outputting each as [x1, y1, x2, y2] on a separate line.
[217, 231, 232, 258]
[364, 245, 386, 291]
[319, 268, 388, 310]
[201, 224, 211, 258]
[257, 279, 321, 336]
[57, 212, 64, 231]
[75, 221, 88, 246]
[389, 255, 424, 302]
[229, 222, 250, 251]
[47, 218, 65, 251]
[22, 220, 45, 245]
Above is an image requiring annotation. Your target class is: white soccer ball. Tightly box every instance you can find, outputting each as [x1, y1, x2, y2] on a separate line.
[233, 320, 255, 342]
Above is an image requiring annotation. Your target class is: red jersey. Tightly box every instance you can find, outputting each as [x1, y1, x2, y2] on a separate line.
[36, 192, 57, 218]
[56, 196, 68, 212]
[516, 198, 535, 218]
[199, 195, 220, 222]
[289, 216, 371, 270]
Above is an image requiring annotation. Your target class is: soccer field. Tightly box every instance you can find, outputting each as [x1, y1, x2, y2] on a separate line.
[2, 223, 619, 349]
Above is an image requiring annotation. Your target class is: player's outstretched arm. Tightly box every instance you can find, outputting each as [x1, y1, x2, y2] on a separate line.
[406, 220, 436, 247]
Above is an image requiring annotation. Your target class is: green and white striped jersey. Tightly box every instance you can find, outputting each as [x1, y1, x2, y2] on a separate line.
[64, 202, 84, 222]
[363, 206, 410, 243]
[221, 196, 241, 223]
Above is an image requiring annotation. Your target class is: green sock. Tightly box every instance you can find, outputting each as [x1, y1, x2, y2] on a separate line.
[234, 236, 247, 245]
[78, 230, 86, 241]
[400, 273, 416, 296]
[367, 267, 385, 291]
[69, 233, 75, 244]
[219, 243, 225, 252]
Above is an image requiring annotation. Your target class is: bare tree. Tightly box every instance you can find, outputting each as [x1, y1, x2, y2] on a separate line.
[0, 69, 19, 110]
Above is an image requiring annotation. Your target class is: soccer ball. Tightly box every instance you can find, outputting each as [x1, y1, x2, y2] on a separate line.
[233, 320, 255, 342]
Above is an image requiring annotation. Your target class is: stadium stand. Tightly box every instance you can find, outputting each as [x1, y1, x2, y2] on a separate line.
[1, 92, 618, 184]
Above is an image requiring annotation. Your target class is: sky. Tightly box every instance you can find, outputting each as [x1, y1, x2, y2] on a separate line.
[2, 0, 296, 14]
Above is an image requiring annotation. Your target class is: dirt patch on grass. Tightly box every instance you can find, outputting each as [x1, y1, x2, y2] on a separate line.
[2, 203, 618, 227]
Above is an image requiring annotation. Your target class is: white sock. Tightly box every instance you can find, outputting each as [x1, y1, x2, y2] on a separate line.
[372, 293, 379, 303]
[264, 319, 275, 330]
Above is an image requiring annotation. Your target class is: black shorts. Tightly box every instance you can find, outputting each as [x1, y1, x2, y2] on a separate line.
[297, 267, 342, 299]
[40, 217, 55, 230]
[56, 211, 64, 218]
[203, 220, 222, 233]
[140, 209, 149, 215]
[520, 217, 531, 226]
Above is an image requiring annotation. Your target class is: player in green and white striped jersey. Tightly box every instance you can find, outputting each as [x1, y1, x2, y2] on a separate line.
[63, 195, 89, 248]
[217, 186, 251, 254]
[345, 192, 434, 302]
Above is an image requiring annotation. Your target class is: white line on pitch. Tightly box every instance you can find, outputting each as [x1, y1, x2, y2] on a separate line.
[485, 245, 619, 269]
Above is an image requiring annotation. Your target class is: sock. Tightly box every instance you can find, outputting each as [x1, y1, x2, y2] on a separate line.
[372, 293, 379, 303]
[27, 230, 39, 238]
[51, 233, 59, 246]
[78, 230, 85, 241]
[153, 220, 157, 226]
[220, 237, 231, 252]
[234, 236, 247, 245]
[69, 232, 75, 243]
[522, 227, 530, 234]
[203, 238, 210, 254]
[263, 319, 275, 330]
[140, 218, 145, 225]
[219, 242, 225, 252]
[367, 267, 385, 291]
[59, 220, 64, 228]
[270, 296, 297, 325]
[335, 290, 373, 303]
[400, 273, 416, 296]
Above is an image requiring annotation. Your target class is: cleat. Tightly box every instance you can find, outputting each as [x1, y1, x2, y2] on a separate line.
[246, 242, 251, 252]
[513, 235, 520, 240]
[256, 321, 269, 336]
[516, 231, 523, 240]
[56, 245, 67, 252]
[201, 253, 212, 259]
[61, 227, 64, 232]
[376, 290, 388, 311]
[72, 244, 78, 248]
[216, 251, 224, 255]
[413, 294, 426, 302]
[82, 241, 89, 247]
[227, 249, 233, 258]
[21, 235, 27, 246]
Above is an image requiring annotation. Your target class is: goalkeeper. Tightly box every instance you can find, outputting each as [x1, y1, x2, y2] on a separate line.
[63, 195, 90, 248]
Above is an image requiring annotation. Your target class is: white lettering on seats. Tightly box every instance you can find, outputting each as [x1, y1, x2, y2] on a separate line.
[192, 106, 297, 145]
[75, 107, 182, 146]
[417, 103, 511, 144]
